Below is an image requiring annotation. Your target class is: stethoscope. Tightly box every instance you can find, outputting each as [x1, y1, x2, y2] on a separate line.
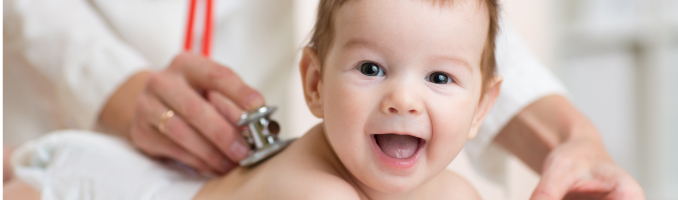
[184, 0, 294, 167]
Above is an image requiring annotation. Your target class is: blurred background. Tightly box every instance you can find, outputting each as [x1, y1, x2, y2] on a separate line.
[499, 0, 677, 199]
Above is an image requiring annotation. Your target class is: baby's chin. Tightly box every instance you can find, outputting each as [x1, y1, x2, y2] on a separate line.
[345, 154, 440, 194]
[357, 166, 438, 195]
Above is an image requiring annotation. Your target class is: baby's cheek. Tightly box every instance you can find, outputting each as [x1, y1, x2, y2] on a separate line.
[322, 83, 370, 156]
[427, 105, 475, 170]
[429, 120, 468, 166]
[324, 86, 366, 132]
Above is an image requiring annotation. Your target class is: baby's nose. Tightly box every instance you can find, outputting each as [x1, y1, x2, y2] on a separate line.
[388, 107, 418, 115]
[381, 87, 423, 115]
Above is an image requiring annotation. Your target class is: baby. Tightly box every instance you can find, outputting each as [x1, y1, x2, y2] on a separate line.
[194, 0, 502, 199]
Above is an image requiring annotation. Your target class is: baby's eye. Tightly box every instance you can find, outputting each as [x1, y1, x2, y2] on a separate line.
[359, 62, 384, 76]
[427, 72, 452, 84]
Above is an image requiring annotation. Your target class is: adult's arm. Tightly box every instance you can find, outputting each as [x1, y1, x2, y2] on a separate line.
[469, 14, 645, 199]
[495, 95, 645, 199]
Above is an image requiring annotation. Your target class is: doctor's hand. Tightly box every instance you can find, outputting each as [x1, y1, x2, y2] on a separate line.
[98, 52, 264, 174]
[494, 95, 645, 200]
[531, 136, 645, 200]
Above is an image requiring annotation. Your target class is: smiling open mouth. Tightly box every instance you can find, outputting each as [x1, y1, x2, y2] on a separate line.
[374, 134, 424, 159]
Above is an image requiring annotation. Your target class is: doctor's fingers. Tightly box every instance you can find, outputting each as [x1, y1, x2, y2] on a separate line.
[207, 91, 245, 124]
[168, 52, 265, 111]
[139, 93, 236, 174]
[530, 150, 645, 200]
[146, 72, 251, 163]
[129, 116, 213, 174]
[533, 161, 645, 200]
[529, 155, 581, 200]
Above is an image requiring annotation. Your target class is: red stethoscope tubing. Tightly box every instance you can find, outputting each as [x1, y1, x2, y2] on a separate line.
[184, 0, 213, 57]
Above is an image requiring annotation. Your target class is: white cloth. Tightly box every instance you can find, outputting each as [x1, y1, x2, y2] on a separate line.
[12, 130, 208, 200]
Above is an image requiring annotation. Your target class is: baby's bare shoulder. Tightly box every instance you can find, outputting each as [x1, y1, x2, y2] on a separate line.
[260, 127, 360, 199]
[422, 170, 481, 199]
[269, 166, 360, 200]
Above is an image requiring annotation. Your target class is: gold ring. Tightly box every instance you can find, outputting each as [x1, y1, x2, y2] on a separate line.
[158, 110, 175, 134]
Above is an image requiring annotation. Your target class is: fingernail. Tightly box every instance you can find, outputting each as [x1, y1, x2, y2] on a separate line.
[230, 141, 250, 161]
[245, 93, 265, 110]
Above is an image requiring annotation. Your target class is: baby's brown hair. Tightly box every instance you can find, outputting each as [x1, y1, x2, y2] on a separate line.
[308, 0, 499, 93]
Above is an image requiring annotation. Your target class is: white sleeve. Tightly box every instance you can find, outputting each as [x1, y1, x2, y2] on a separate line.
[4, 0, 151, 130]
[464, 16, 569, 159]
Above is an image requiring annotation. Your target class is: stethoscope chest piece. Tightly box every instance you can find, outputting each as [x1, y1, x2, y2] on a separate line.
[237, 106, 295, 167]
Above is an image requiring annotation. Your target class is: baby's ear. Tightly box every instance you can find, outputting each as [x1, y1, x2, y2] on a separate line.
[299, 47, 324, 118]
[468, 75, 503, 139]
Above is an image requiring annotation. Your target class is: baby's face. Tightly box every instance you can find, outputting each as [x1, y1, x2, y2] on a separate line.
[303, 0, 496, 194]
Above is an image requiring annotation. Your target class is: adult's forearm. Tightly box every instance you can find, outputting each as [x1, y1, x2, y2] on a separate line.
[493, 94, 609, 173]
[97, 70, 151, 139]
